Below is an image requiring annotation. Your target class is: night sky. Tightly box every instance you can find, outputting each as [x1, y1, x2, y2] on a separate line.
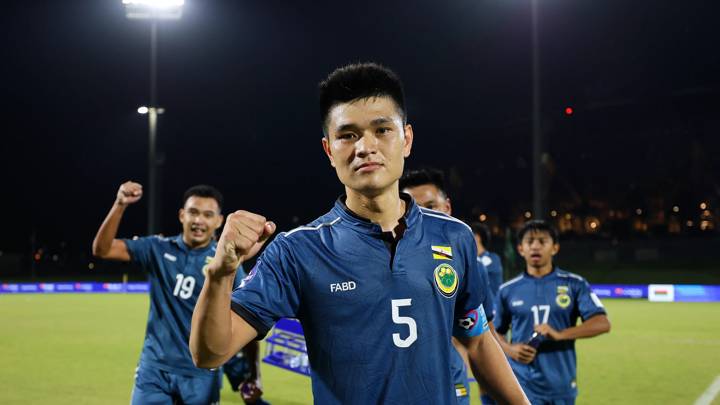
[2, 0, 719, 255]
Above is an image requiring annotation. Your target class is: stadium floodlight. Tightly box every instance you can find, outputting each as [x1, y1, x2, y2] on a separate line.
[122, 1, 183, 234]
[122, 0, 184, 20]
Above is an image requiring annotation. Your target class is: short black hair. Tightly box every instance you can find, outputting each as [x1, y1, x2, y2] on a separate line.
[182, 185, 224, 212]
[517, 220, 559, 244]
[319, 62, 406, 134]
[399, 168, 447, 197]
[470, 222, 491, 248]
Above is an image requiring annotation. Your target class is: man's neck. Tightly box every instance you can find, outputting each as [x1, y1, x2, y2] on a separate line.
[182, 235, 211, 250]
[526, 263, 553, 278]
[345, 186, 405, 233]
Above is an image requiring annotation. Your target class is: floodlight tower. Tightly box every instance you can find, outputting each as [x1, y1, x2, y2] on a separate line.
[122, 0, 184, 235]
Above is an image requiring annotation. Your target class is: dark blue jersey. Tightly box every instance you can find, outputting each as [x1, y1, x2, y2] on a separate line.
[479, 251, 503, 295]
[124, 234, 221, 376]
[232, 195, 489, 405]
[494, 268, 606, 398]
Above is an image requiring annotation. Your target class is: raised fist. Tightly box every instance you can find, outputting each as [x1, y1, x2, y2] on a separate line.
[207, 210, 276, 278]
[116, 181, 143, 206]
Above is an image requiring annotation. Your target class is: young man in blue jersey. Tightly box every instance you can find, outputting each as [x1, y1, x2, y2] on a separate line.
[400, 167, 499, 405]
[190, 63, 529, 404]
[471, 222, 504, 296]
[495, 220, 611, 405]
[93, 183, 269, 405]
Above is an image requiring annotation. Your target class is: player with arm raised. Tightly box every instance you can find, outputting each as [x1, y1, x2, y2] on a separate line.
[190, 62, 529, 405]
[93, 183, 269, 405]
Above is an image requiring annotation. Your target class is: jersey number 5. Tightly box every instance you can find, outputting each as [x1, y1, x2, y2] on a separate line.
[391, 299, 418, 348]
[173, 274, 196, 299]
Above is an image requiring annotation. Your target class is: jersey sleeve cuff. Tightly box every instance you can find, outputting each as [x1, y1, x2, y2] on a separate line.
[230, 301, 272, 340]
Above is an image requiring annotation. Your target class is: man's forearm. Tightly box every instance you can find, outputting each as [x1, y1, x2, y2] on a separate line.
[465, 333, 529, 405]
[92, 202, 125, 256]
[559, 314, 611, 340]
[190, 273, 237, 368]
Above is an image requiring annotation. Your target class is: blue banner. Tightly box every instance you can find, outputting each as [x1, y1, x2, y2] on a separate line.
[0, 282, 149, 294]
[592, 284, 648, 299]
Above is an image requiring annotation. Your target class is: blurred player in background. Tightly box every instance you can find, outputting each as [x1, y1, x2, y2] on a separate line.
[470, 222, 503, 297]
[92, 183, 269, 405]
[190, 62, 529, 404]
[495, 220, 611, 405]
[401, 168, 500, 405]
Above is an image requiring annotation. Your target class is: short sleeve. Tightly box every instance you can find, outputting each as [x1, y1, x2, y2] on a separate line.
[123, 236, 155, 269]
[230, 236, 301, 339]
[576, 278, 606, 321]
[494, 288, 511, 335]
[453, 231, 490, 338]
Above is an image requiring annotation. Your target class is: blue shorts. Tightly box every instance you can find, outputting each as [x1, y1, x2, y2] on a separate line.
[131, 362, 222, 405]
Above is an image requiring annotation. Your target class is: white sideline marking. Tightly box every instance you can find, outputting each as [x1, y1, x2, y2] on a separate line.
[695, 375, 720, 405]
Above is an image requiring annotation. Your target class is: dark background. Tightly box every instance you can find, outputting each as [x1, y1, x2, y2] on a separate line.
[2, 1, 719, 278]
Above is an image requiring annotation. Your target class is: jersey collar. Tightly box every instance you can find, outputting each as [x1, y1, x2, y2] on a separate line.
[332, 192, 421, 237]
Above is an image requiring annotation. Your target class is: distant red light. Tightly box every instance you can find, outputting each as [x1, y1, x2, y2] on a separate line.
[564, 107, 574, 115]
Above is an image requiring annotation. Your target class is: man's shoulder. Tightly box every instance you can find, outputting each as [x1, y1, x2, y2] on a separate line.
[498, 274, 525, 293]
[279, 213, 342, 241]
[555, 268, 588, 285]
[417, 207, 472, 237]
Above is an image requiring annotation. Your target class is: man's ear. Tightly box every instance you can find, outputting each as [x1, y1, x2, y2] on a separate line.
[402, 124, 414, 158]
[322, 136, 336, 168]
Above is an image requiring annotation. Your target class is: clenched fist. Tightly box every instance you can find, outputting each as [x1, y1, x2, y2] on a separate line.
[207, 210, 276, 278]
[116, 181, 143, 206]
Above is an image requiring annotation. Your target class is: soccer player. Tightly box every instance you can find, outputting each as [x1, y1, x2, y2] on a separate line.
[494, 220, 611, 405]
[470, 222, 503, 295]
[400, 167, 497, 405]
[190, 63, 529, 404]
[92, 183, 269, 405]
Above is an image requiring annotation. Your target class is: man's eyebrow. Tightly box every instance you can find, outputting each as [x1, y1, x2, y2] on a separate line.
[335, 123, 360, 133]
[370, 117, 392, 126]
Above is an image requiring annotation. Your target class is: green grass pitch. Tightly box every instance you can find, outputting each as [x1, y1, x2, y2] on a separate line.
[1, 294, 719, 404]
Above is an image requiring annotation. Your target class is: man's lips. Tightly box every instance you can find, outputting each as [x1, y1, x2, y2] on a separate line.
[355, 162, 383, 172]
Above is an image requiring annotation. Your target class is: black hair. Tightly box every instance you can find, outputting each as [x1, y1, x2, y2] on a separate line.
[182, 184, 224, 212]
[470, 222, 491, 248]
[319, 62, 406, 134]
[517, 220, 559, 244]
[399, 168, 447, 197]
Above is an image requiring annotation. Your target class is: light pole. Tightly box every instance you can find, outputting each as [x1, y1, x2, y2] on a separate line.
[123, 0, 184, 234]
[531, 0, 544, 220]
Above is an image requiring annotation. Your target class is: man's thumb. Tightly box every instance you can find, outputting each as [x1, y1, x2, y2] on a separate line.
[258, 221, 276, 244]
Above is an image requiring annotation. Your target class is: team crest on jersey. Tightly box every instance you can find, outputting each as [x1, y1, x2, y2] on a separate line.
[431, 245, 453, 260]
[556, 293, 572, 308]
[433, 263, 458, 297]
[557, 285, 569, 294]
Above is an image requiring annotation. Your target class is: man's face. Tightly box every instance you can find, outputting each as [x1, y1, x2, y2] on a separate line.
[403, 184, 451, 215]
[322, 96, 413, 196]
[178, 196, 224, 248]
[517, 230, 559, 268]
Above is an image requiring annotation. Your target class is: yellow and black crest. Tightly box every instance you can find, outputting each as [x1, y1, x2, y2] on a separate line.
[434, 263, 459, 298]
